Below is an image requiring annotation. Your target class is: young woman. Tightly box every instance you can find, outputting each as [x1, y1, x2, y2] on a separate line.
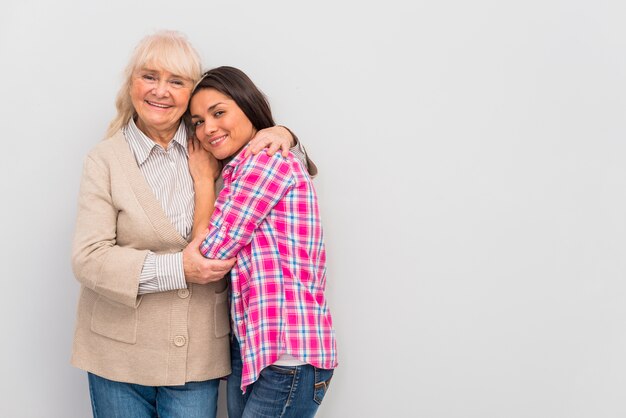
[188, 66, 337, 418]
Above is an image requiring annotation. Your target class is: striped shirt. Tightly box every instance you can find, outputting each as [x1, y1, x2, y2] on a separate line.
[200, 146, 337, 392]
[123, 119, 192, 294]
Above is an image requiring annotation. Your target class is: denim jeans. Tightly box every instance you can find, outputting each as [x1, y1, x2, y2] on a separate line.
[88, 372, 220, 418]
[227, 337, 334, 418]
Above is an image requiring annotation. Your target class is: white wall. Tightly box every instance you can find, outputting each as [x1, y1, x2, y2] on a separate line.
[2, 0, 626, 417]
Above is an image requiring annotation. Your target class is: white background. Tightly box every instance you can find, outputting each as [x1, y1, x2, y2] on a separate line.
[2, 1, 626, 417]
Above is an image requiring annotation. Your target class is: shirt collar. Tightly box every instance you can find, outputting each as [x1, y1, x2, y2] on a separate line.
[124, 118, 189, 166]
[223, 144, 251, 171]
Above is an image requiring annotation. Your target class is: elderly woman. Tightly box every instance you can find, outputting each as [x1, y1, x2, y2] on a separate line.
[71, 31, 311, 418]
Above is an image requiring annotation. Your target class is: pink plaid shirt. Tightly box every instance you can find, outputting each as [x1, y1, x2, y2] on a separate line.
[200, 146, 337, 391]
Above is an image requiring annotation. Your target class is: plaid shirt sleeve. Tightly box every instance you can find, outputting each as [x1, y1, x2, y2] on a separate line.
[200, 152, 295, 259]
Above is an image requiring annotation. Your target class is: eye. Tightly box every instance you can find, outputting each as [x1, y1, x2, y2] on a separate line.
[142, 74, 156, 82]
[170, 79, 185, 87]
[214, 110, 224, 117]
[193, 119, 204, 127]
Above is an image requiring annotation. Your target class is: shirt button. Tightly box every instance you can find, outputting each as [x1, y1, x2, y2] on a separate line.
[220, 226, 227, 232]
[233, 291, 240, 297]
[237, 320, 243, 325]
[174, 336, 186, 347]
[178, 289, 190, 298]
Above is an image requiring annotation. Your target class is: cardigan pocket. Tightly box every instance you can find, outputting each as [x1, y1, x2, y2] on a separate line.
[214, 286, 230, 338]
[90, 295, 139, 344]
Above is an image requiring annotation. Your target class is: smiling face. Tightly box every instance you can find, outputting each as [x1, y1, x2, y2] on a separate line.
[130, 67, 193, 142]
[190, 88, 257, 160]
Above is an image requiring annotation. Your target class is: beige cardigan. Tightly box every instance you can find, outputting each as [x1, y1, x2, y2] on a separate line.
[71, 131, 230, 386]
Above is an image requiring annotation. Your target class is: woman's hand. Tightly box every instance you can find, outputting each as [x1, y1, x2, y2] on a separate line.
[188, 136, 221, 182]
[245, 126, 294, 158]
[183, 232, 236, 284]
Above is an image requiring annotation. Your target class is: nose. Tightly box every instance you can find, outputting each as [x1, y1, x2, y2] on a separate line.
[152, 79, 169, 97]
[203, 120, 217, 137]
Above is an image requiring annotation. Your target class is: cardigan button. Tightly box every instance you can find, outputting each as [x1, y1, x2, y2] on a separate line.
[173, 336, 186, 347]
[178, 289, 190, 299]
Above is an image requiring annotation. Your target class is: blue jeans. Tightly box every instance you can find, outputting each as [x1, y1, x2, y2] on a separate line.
[88, 373, 219, 418]
[227, 338, 334, 418]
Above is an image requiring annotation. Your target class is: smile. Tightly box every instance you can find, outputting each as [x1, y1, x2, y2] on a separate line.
[145, 100, 172, 109]
[209, 135, 227, 146]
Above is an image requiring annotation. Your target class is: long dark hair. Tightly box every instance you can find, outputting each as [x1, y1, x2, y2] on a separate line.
[189, 66, 275, 131]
